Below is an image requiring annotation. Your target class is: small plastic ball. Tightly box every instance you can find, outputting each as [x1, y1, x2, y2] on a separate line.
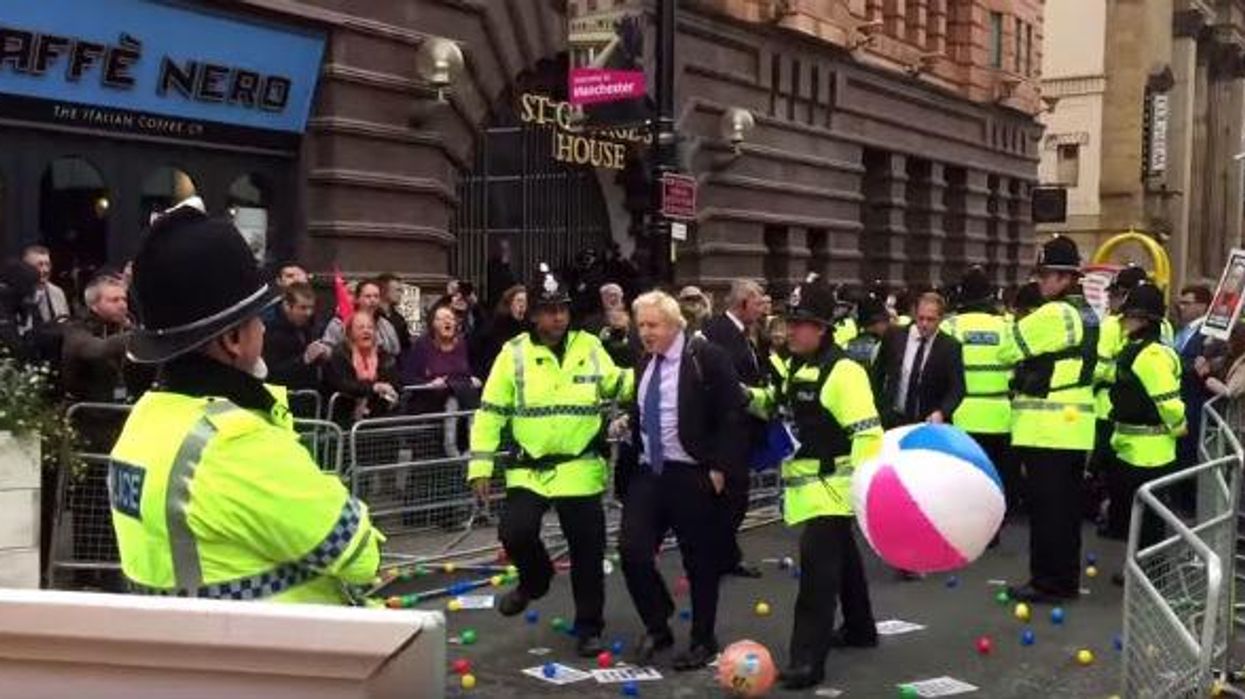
[444, 563, 456, 574]
[1086, 553, 1098, 565]
[542, 662, 557, 678]
[611, 640, 625, 655]
[679, 609, 692, 622]
[1062, 405, 1078, 422]
[899, 685, 919, 698]
[551, 617, 568, 632]
[1076, 649, 1095, 666]
[505, 564, 518, 576]
[385, 596, 402, 609]
[451, 658, 472, 675]
[1113, 634, 1124, 652]
[674, 576, 690, 596]
[597, 650, 614, 669]
[1020, 629, 1036, 646]
[755, 601, 771, 616]
[398, 570, 413, 582]
[621, 680, 639, 696]
[1051, 607, 1065, 625]
[490, 575, 504, 587]
[945, 575, 960, 589]
[1085, 566, 1098, 579]
[460, 674, 476, 690]
[402, 594, 418, 608]
[779, 556, 794, 570]
[447, 599, 463, 612]
[975, 636, 993, 655]
[524, 610, 540, 624]
[1014, 603, 1031, 622]
[461, 629, 478, 645]
[995, 589, 1010, 605]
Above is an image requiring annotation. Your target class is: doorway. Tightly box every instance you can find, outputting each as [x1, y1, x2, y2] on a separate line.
[39, 157, 111, 298]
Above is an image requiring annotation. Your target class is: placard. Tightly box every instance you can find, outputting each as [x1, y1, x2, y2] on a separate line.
[1202, 248, 1245, 341]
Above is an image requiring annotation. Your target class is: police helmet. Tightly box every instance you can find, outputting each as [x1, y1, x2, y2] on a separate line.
[529, 262, 571, 308]
[1120, 283, 1165, 322]
[785, 273, 837, 326]
[1036, 235, 1082, 273]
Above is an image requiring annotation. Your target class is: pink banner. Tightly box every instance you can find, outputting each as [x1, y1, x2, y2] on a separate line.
[569, 68, 646, 106]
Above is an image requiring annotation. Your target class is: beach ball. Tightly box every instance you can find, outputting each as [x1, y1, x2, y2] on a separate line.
[716, 640, 777, 697]
[851, 423, 1005, 573]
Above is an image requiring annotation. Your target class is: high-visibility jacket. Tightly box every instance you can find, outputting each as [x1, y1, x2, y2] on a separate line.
[468, 331, 631, 498]
[844, 332, 882, 369]
[833, 317, 858, 349]
[1094, 314, 1175, 419]
[748, 345, 883, 525]
[942, 311, 1014, 434]
[1000, 295, 1099, 451]
[109, 389, 381, 603]
[1109, 337, 1186, 467]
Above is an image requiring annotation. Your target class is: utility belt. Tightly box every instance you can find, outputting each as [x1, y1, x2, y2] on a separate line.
[508, 435, 607, 471]
[1113, 422, 1168, 436]
[1012, 347, 1091, 398]
[787, 452, 849, 481]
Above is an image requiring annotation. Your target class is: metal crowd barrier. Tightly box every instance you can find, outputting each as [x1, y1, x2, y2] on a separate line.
[1122, 396, 1243, 697]
[286, 389, 323, 421]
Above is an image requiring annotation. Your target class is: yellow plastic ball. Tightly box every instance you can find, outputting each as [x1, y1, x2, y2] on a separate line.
[506, 565, 518, 576]
[1014, 603, 1031, 622]
[461, 673, 477, 690]
[1063, 405, 1078, 423]
[1076, 649, 1094, 666]
[490, 575, 504, 587]
[444, 563, 457, 574]
[1086, 565, 1099, 578]
[755, 601, 771, 616]
[447, 599, 463, 612]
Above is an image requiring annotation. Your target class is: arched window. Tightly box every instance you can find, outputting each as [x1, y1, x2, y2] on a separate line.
[39, 157, 110, 298]
[140, 166, 198, 223]
[228, 173, 271, 264]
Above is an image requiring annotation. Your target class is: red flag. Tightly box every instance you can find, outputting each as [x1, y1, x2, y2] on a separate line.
[332, 268, 354, 322]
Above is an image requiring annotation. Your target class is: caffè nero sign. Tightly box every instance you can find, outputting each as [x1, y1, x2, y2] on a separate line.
[519, 92, 650, 171]
[0, 0, 325, 151]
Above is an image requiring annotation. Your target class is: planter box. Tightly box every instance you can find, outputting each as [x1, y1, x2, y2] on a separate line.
[0, 432, 41, 589]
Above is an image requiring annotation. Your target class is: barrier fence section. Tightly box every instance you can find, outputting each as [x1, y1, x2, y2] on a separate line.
[1122, 396, 1243, 698]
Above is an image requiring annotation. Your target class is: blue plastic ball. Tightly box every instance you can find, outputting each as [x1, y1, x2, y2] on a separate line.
[543, 662, 557, 678]
[1086, 553, 1098, 565]
[679, 609, 692, 622]
[792, 567, 801, 579]
[945, 575, 960, 589]
[525, 610, 540, 624]
[611, 640, 625, 655]
[1113, 634, 1123, 652]
[621, 680, 639, 696]
[1050, 607, 1065, 625]
[1020, 629, 1035, 646]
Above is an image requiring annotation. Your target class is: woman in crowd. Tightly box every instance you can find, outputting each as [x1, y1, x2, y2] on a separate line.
[404, 303, 480, 414]
[474, 284, 528, 377]
[1200, 322, 1245, 399]
[325, 309, 400, 425]
[322, 279, 401, 357]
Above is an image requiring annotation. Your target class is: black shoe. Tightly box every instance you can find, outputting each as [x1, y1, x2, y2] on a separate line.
[672, 642, 718, 671]
[727, 562, 764, 579]
[778, 664, 824, 690]
[498, 589, 530, 617]
[576, 634, 605, 658]
[635, 630, 675, 663]
[1007, 584, 1077, 605]
[828, 627, 879, 649]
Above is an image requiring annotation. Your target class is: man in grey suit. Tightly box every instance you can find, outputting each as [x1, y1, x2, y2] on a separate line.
[22, 245, 69, 323]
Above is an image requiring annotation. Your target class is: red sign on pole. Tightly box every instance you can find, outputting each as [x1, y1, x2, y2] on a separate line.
[660, 173, 697, 221]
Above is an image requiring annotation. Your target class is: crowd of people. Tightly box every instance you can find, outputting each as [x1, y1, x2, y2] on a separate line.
[2, 207, 1238, 689]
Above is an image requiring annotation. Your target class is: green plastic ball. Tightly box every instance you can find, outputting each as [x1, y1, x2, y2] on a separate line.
[461, 629, 478, 645]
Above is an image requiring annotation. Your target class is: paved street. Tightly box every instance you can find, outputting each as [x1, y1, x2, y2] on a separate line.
[385, 521, 1128, 698]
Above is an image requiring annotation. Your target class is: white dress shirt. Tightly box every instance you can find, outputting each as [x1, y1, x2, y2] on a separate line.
[895, 324, 932, 415]
[638, 331, 695, 466]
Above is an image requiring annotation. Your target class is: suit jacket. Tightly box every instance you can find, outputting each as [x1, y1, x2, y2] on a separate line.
[874, 325, 965, 427]
[628, 334, 749, 479]
[703, 313, 763, 386]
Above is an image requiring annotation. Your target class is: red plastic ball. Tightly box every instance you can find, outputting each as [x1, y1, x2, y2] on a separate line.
[597, 650, 614, 669]
[451, 658, 472, 676]
[975, 636, 993, 655]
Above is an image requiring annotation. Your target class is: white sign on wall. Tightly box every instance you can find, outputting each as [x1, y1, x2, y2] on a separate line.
[1149, 93, 1169, 174]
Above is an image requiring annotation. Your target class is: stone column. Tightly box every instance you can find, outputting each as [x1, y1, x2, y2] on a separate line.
[861, 150, 909, 287]
[1166, 11, 1204, 290]
[942, 166, 967, 280]
[904, 158, 933, 286]
[963, 169, 992, 273]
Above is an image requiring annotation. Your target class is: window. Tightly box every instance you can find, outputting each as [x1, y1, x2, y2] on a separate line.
[140, 166, 197, 223]
[1025, 23, 1033, 76]
[926, 0, 945, 53]
[40, 157, 110, 298]
[1056, 144, 1080, 187]
[988, 12, 1004, 69]
[229, 174, 271, 264]
[906, 0, 925, 46]
[1015, 17, 1023, 73]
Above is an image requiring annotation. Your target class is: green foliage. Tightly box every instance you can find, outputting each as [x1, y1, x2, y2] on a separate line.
[0, 355, 82, 475]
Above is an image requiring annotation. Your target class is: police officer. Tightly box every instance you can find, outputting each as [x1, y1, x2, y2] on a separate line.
[468, 264, 630, 657]
[110, 203, 382, 604]
[1001, 235, 1098, 604]
[748, 278, 883, 690]
[942, 267, 1019, 515]
[845, 293, 891, 370]
[1104, 283, 1186, 559]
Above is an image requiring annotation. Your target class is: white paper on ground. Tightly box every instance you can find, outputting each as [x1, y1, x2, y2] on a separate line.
[452, 595, 494, 609]
[901, 676, 979, 697]
[814, 688, 844, 697]
[591, 667, 663, 683]
[876, 619, 926, 636]
[522, 663, 593, 685]
[527, 647, 552, 656]
[986, 579, 1008, 586]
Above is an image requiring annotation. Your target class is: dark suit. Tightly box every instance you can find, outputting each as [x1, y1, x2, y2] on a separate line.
[702, 313, 763, 572]
[875, 326, 965, 427]
[621, 334, 747, 648]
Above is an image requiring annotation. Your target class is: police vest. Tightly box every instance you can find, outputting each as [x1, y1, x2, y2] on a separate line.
[467, 331, 631, 498]
[1108, 337, 1185, 468]
[1013, 296, 1098, 398]
[110, 391, 381, 604]
[1110, 339, 1162, 426]
[845, 333, 882, 369]
[943, 311, 1012, 434]
[781, 349, 853, 473]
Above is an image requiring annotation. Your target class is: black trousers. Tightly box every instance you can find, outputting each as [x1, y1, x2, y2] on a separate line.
[620, 464, 731, 646]
[1085, 419, 1114, 520]
[789, 516, 875, 673]
[1015, 446, 1085, 595]
[725, 468, 750, 569]
[972, 432, 1021, 516]
[499, 488, 606, 637]
[1106, 456, 1174, 548]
